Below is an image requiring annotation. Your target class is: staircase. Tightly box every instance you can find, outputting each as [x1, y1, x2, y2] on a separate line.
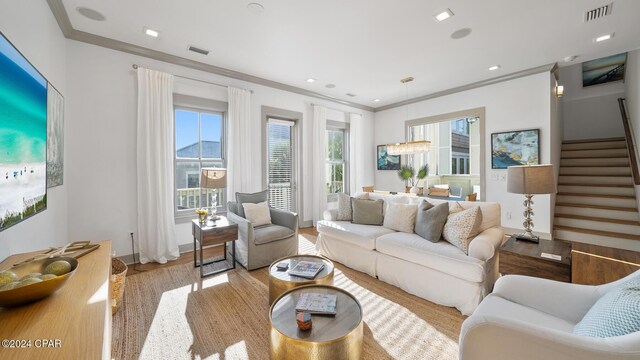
[554, 137, 640, 252]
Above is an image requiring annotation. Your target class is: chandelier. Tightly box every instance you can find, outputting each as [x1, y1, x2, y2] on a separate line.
[387, 77, 431, 156]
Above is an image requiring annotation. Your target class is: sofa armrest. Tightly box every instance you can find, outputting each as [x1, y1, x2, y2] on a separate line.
[227, 211, 254, 244]
[323, 209, 337, 221]
[270, 208, 299, 233]
[492, 275, 603, 323]
[468, 227, 504, 262]
[460, 309, 640, 360]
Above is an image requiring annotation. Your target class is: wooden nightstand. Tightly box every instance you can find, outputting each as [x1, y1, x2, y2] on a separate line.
[499, 235, 572, 282]
[192, 216, 238, 278]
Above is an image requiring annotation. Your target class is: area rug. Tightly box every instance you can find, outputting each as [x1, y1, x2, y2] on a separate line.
[112, 234, 464, 359]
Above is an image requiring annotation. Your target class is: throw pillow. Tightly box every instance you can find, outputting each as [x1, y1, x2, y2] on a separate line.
[336, 192, 369, 221]
[383, 202, 418, 233]
[442, 206, 483, 254]
[236, 190, 269, 218]
[415, 201, 449, 242]
[242, 201, 272, 227]
[573, 277, 640, 338]
[351, 198, 384, 225]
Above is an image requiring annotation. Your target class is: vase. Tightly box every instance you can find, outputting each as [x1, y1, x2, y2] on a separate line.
[198, 212, 207, 223]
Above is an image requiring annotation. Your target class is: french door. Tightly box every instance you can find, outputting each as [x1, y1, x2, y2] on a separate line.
[266, 118, 297, 212]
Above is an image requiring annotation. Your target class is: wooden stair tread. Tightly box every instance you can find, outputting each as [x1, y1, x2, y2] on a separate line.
[554, 225, 640, 241]
[557, 192, 635, 199]
[562, 155, 629, 159]
[562, 137, 625, 144]
[554, 213, 640, 226]
[560, 164, 629, 167]
[562, 148, 627, 152]
[555, 202, 637, 212]
[557, 183, 634, 188]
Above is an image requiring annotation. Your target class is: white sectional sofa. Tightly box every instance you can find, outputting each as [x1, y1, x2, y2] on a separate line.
[316, 193, 503, 315]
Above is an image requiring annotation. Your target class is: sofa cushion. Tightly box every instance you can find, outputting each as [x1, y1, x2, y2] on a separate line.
[375, 232, 485, 283]
[383, 202, 418, 233]
[426, 199, 500, 232]
[351, 198, 384, 225]
[336, 192, 368, 221]
[254, 224, 295, 245]
[317, 220, 395, 250]
[415, 201, 449, 242]
[573, 277, 640, 338]
[242, 201, 272, 227]
[443, 207, 483, 254]
[475, 294, 576, 332]
[236, 190, 269, 218]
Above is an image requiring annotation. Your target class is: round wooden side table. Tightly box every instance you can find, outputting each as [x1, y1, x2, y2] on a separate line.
[268, 255, 334, 305]
[269, 285, 363, 360]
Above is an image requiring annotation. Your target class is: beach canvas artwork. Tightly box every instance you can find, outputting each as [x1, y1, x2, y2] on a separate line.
[0, 33, 47, 231]
[582, 52, 627, 87]
[491, 129, 540, 169]
[377, 145, 401, 170]
[47, 84, 64, 188]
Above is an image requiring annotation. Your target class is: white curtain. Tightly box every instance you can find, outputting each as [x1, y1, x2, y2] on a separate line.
[349, 112, 362, 195]
[227, 87, 252, 201]
[136, 68, 179, 264]
[312, 105, 327, 224]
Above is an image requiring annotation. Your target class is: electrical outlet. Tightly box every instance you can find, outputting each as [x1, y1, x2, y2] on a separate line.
[506, 211, 512, 219]
[500, 174, 507, 181]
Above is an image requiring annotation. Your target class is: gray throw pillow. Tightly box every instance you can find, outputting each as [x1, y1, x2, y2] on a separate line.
[236, 190, 269, 218]
[415, 201, 449, 242]
[351, 198, 384, 225]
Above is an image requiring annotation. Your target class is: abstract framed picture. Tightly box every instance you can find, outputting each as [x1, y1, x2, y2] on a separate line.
[47, 84, 64, 188]
[0, 32, 47, 231]
[377, 145, 401, 170]
[582, 52, 627, 87]
[491, 129, 540, 169]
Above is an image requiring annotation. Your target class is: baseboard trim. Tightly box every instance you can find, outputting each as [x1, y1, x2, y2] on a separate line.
[300, 220, 313, 228]
[117, 243, 204, 265]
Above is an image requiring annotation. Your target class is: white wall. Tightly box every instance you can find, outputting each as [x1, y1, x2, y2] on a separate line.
[65, 40, 374, 257]
[558, 63, 625, 140]
[0, 1, 68, 260]
[626, 49, 640, 211]
[374, 72, 555, 235]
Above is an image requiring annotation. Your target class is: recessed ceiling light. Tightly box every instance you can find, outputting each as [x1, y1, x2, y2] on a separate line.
[144, 27, 159, 38]
[306, 78, 316, 83]
[488, 65, 501, 71]
[595, 33, 614, 42]
[76, 7, 106, 21]
[373, 99, 381, 102]
[247, 3, 265, 14]
[434, 9, 454, 22]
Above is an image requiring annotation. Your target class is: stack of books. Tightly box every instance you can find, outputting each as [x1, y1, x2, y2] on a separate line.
[288, 261, 324, 279]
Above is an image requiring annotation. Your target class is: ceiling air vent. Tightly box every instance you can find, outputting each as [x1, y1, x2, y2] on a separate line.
[584, 3, 612, 22]
[346, 93, 357, 97]
[188, 46, 210, 56]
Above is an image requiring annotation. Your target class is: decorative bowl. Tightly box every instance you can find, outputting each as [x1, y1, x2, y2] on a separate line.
[0, 256, 78, 308]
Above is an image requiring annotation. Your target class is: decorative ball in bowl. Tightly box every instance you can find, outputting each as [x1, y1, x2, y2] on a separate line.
[0, 256, 78, 307]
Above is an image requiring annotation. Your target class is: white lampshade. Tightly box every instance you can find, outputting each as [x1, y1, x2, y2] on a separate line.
[387, 140, 431, 155]
[507, 165, 556, 195]
[200, 168, 227, 189]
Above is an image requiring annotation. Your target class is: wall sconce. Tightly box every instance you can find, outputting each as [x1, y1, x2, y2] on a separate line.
[555, 85, 564, 98]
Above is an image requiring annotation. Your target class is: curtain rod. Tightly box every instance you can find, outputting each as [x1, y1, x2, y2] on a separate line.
[132, 64, 253, 93]
[311, 103, 363, 117]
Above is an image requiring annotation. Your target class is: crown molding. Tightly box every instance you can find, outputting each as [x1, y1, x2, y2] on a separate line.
[375, 63, 558, 112]
[46, 0, 375, 112]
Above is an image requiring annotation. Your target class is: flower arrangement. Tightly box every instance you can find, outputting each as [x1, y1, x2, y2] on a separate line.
[195, 208, 208, 222]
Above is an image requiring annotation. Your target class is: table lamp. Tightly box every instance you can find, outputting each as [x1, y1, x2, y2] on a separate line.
[507, 164, 556, 243]
[201, 168, 227, 221]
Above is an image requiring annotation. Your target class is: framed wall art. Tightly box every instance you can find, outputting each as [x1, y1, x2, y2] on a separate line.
[491, 129, 540, 169]
[377, 145, 401, 170]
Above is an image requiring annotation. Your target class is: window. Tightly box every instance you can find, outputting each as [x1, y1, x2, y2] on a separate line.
[174, 106, 225, 216]
[267, 119, 295, 212]
[326, 122, 349, 196]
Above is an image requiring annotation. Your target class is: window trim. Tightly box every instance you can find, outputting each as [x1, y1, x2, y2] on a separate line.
[326, 120, 350, 200]
[173, 98, 228, 220]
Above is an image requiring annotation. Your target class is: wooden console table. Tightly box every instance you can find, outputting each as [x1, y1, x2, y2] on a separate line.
[0, 241, 112, 360]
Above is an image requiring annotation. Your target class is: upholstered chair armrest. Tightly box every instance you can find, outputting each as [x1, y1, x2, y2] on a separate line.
[468, 227, 504, 262]
[492, 275, 603, 323]
[270, 208, 299, 233]
[227, 211, 254, 243]
[459, 310, 640, 360]
[323, 209, 338, 221]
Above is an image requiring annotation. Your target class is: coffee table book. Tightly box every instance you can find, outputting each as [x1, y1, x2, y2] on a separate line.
[295, 292, 337, 315]
[289, 261, 325, 279]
